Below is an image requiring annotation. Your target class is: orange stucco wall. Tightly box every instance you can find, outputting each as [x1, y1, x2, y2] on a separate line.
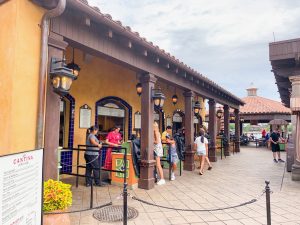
[0, 0, 45, 155]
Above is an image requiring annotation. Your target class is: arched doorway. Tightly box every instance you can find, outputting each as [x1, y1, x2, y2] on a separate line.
[95, 96, 132, 141]
[59, 94, 75, 173]
[173, 110, 184, 134]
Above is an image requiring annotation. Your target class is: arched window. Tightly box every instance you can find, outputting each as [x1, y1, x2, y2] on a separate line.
[95, 96, 132, 141]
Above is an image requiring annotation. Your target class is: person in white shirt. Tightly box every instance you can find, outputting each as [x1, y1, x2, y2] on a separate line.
[194, 128, 212, 175]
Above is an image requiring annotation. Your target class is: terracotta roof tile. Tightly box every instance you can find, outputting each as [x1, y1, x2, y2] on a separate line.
[240, 96, 291, 114]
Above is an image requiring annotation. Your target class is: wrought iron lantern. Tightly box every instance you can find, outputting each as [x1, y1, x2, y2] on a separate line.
[136, 83, 142, 96]
[50, 57, 77, 96]
[152, 88, 165, 108]
[230, 114, 235, 121]
[194, 101, 202, 115]
[66, 48, 81, 79]
[216, 109, 223, 119]
[172, 94, 178, 105]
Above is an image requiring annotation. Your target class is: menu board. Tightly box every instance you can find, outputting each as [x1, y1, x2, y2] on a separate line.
[0, 149, 43, 225]
[80, 105, 92, 128]
[134, 112, 141, 129]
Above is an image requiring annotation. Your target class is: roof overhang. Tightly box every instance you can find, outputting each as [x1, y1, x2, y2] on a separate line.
[269, 38, 300, 107]
[33, 0, 244, 108]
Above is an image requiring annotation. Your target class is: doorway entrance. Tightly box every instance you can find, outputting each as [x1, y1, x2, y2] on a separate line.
[95, 96, 132, 141]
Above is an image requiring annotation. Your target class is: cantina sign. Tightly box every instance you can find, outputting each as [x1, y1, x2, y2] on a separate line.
[0, 149, 43, 225]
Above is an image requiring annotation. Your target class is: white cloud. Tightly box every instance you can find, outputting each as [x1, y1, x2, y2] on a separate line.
[88, 0, 300, 101]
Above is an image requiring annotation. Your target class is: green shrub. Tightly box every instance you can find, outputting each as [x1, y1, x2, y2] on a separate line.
[43, 179, 72, 212]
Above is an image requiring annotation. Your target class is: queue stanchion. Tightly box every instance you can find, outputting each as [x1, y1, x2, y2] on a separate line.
[76, 146, 80, 188]
[123, 146, 128, 225]
[90, 181, 94, 209]
[265, 181, 271, 225]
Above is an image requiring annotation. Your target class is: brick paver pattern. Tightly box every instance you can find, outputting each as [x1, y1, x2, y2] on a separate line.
[67, 147, 300, 225]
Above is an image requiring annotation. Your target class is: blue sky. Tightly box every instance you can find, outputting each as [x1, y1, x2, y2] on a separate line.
[89, 0, 300, 101]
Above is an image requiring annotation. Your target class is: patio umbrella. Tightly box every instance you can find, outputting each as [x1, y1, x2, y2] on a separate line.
[268, 119, 289, 125]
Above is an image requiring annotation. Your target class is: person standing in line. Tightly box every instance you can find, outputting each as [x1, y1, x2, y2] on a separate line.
[85, 125, 102, 186]
[194, 128, 212, 175]
[154, 122, 165, 185]
[270, 128, 285, 163]
[104, 126, 122, 182]
[166, 135, 178, 181]
[162, 126, 172, 142]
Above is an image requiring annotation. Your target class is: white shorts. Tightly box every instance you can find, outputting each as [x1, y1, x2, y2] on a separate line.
[196, 150, 206, 156]
[154, 143, 163, 157]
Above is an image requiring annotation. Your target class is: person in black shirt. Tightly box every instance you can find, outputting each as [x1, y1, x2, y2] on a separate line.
[270, 129, 284, 163]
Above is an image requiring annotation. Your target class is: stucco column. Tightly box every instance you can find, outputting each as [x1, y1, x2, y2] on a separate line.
[208, 99, 217, 162]
[183, 91, 195, 171]
[289, 75, 300, 181]
[223, 105, 230, 156]
[138, 73, 156, 189]
[44, 33, 68, 180]
[234, 109, 241, 152]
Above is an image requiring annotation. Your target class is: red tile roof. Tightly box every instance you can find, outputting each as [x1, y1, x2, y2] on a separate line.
[240, 96, 291, 115]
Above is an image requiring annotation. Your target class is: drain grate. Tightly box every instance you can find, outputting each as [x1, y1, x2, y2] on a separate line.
[93, 205, 139, 222]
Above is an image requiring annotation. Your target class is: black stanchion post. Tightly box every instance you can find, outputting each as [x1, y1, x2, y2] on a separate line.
[179, 160, 182, 176]
[123, 147, 128, 225]
[221, 138, 223, 160]
[265, 181, 271, 225]
[90, 182, 93, 209]
[76, 147, 80, 188]
[99, 149, 102, 186]
[168, 145, 171, 180]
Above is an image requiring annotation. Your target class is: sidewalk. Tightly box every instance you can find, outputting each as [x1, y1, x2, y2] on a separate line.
[66, 147, 300, 225]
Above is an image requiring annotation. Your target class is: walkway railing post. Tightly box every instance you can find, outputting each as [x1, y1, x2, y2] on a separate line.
[265, 181, 271, 225]
[123, 147, 128, 225]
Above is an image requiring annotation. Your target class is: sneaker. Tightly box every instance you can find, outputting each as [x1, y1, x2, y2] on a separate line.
[157, 179, 166, 185]
[171, 173, 175, 181]
[278, 159, 285, 163]
[273, 159, 278, 163]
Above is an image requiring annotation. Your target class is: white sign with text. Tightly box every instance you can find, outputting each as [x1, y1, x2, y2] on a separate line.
[0, 149, 43, 225]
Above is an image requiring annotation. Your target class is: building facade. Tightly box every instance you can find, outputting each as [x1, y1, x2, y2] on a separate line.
[0, 0, 244, 189]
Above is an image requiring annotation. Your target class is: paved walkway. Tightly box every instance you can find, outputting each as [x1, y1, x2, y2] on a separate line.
[66, 147, 300, 225]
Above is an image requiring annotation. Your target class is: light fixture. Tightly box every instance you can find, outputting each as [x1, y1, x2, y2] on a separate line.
[240, 117, 245, 122]
[194, 101, 201, 115]
[66, 47, 81, 79]
[172, 94, 178, 105]
[50, 57, 77, 96]
[152, 88, 165, 108]
[136, 83, 142, 96]
[216, 109, 223, 119]
[230, 114, 235, 121]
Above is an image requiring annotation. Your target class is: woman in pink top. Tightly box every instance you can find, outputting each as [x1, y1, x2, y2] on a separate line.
[104, 126, 122, 170]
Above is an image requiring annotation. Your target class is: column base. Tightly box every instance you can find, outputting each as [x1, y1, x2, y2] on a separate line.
[235, 141, 241, 152]
[224, 146, 230, 156]
[138, 160, 155, 190]
[208, 146, 217, 162]
[291, 161, 300, 181]
[183, 146, 195, 171]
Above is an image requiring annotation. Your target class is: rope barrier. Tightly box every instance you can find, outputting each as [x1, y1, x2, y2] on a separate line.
[131, 190, 266, 212]
[43, 202, 112, 214]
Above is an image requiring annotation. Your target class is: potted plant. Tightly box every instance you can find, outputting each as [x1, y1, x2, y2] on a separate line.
[43, 179, 72, 225]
